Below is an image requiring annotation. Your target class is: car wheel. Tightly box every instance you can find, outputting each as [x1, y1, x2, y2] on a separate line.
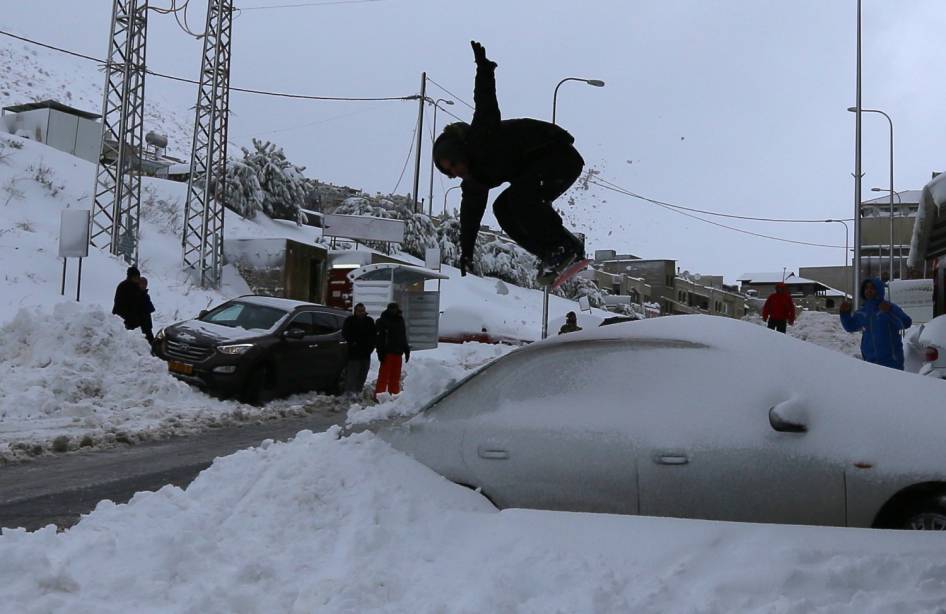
[328, 365, 347, 396]
[242, 365, 277, 406]
[900, 498, 946, 530]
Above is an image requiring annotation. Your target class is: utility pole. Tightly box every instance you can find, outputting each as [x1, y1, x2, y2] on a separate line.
[411, 72, 426, 214]
[852, 0, 863, 308]
[89, 0, 149, 265]
[182, 0, 233, 288]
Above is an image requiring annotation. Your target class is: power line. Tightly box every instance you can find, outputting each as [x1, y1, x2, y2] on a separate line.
[0, 29, 416, 102]
[392, 125, 417, 195]
[593, 175, 854, 224]
[426, 75, 474, 111]
[239, 0, 384, 10]
[589, 179, 845, 249]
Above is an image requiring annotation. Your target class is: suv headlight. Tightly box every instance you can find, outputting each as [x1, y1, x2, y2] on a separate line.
[217, 343, 254, 355]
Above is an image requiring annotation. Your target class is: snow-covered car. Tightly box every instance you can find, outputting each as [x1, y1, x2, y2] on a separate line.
[155, 296, 350, 403]
[918, 315, 946, 379]
[379, 315, 946, 530]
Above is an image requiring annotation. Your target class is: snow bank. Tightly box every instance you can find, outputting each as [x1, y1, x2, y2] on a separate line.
[346, 341, 512, 425]
[2, 430, 945, 613]
[748, 309, 861, 358]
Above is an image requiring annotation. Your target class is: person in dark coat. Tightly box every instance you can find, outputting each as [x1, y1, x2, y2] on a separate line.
[112, 266, 144, 331]
[558, 311, 582, 335]
[342, 303, 376, 395]
[433, 41, 585, 284]
[138, 276, 156, 344]
[840, 277, 913, 370]
[761, 282, 795, 333]
[375, 302, 410, 396]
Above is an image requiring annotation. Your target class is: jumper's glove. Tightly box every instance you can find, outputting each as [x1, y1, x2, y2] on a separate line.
[404, 349, 410, 363]
[471, 41, 496, 68]
[459, 255, 472, 277]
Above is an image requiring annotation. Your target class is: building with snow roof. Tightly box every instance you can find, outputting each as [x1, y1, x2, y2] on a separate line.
[907, 171, 946, 315]
[738, 272, 848, 314]
[1, 100, 101, 163]
[859, 189, 920, 281]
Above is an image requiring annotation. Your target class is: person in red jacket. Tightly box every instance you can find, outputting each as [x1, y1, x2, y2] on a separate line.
[762, 282, 795, 333]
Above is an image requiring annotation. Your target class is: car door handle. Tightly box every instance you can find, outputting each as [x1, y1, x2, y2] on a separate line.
[654, 454, 689, 465]
[477, 446, 509, 460]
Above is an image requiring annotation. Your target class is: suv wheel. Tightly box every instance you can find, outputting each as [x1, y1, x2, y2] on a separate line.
[242, 365, 277, 406]
[900, 498, 946, 530]
[328, 365, 347, 396]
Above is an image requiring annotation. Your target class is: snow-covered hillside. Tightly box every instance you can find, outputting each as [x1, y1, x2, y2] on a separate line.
[0, 36, 192, 156]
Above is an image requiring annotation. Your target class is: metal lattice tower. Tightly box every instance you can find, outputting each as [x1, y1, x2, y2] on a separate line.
[89, 0, 149, 264]
[182, 0, 233, 287]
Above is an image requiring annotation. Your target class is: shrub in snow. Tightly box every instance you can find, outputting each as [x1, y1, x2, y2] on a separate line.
[223, 139, 308, 223]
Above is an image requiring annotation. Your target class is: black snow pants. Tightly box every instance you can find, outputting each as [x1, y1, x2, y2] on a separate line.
[491, 143, 584, 259]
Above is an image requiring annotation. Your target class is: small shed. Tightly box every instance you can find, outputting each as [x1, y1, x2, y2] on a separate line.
[1, 100, 102, 163]
[224, 238, 329, 304]
[348, 263, 448, 350]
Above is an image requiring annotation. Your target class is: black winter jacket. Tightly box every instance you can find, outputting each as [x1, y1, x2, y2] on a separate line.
[342, 314, 376, 359]
[112, 279, 144, 328]
[459, 61, 575, 258]
[376, 310, 410, 358]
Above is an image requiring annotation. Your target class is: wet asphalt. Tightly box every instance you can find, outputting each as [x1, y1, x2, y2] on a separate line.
[0, 408, 346, 531]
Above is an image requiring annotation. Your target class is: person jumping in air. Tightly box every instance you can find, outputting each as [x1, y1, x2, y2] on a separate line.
[433, 40, 586, 285]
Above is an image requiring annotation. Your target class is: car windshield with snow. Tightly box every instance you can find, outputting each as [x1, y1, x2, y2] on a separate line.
[155, 296, 350, 404]
[380, 315, 946, 530]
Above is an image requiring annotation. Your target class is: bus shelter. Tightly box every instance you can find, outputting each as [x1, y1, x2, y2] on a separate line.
[348, 263, 448, 350]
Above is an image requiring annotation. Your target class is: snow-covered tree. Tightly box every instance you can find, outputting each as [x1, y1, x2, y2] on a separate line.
[223, 139, 309, 222]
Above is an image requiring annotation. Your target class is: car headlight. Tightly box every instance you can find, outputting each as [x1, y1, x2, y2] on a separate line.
[217, 343, 254, 355]
[155, 328, 166, 342]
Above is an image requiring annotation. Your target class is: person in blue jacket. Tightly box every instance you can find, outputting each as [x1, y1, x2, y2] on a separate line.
[839, 277, 912, 370]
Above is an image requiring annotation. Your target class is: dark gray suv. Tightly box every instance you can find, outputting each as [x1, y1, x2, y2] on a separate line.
[154, 296, 350, 404]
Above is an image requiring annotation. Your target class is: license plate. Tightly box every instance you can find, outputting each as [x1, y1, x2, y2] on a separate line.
[168, 360, 194, 376]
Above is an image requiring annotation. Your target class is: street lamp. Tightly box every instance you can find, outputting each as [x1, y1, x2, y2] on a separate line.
[824, 219, 851, 270]
[552, 77, 605, 126]
[443, 184, 461, 217]
[544, 76, 606, 340]
[427, 97, 455, 216]
[848, 106, 895, 282]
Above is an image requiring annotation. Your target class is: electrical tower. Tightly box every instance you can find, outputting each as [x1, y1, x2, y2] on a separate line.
[182, 0, 233, 287]
[89, 0, 150, 264]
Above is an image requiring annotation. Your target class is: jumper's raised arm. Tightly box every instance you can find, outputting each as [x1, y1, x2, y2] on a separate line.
[470, 40, 500, 129]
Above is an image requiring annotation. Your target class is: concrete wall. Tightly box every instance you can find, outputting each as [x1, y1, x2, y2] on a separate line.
[800, 266, 851, 296]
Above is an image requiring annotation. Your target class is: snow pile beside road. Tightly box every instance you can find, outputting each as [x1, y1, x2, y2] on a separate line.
[2, 430, 946, 613]
[346, 341, 512, 425]
[748, 309, 861, 358]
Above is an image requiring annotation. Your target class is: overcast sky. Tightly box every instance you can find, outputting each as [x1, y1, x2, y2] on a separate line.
[6, 0, 946, 282]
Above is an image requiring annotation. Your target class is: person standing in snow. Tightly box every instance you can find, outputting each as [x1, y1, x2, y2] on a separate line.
[432, 41, 586, 285]
[761, 282, 796, 333]
[375, 302, 410, 397]
[839, 277, 912, 370]
[138, 276, 157, 344]
[342, 303, 376, 395]
[112, 266, 145, 331]
[558, 311, 582, 335]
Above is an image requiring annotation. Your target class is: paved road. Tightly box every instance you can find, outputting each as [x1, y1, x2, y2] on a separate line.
[0, 409, 346, 531]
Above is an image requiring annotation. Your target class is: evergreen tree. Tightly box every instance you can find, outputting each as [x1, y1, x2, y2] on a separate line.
[223, 139, 309, 222]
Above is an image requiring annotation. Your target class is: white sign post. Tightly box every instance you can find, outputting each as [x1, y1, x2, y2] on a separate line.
[888, 279, 935, 324]
[322, 213, 406, 244]
[58, 209, 90, 301]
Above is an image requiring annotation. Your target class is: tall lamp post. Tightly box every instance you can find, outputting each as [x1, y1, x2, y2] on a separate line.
[852, 0, 863, 308]
[542, 76, 605, 340]
[427, 97, 455, 216]
[443, 184, 461, 217]
[849, 106, 894, 282]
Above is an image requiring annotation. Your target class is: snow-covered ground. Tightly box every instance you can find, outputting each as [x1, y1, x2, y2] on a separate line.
[748, 309, 862, 358]
[2, 429, 945, 613]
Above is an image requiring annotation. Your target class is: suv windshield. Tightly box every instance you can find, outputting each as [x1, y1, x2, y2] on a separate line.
[201, 301, 287, 331]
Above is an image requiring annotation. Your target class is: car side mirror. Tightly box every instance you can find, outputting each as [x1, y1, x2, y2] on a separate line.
[199, 309, 208, 319]
[283, 328, 305, 340]
[769, 405, 807, 433]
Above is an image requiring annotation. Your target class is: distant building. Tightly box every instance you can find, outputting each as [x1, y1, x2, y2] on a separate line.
[1, 100, 101, 163]
[906, 171, 946, 315]
[859, 189, 920, 281]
